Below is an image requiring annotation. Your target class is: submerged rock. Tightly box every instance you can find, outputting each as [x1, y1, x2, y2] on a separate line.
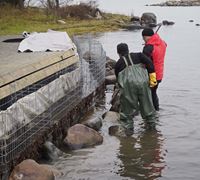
[102, 111, 120, 125]
[9, 159, 57, 180]
[64, 124, 103, 150]
[108, 125, 133, 137]
[40, 141, 63, 161]
[102, 111, 132, 137]
[162, 20, 175, 25]
[82, 116, 103, 131]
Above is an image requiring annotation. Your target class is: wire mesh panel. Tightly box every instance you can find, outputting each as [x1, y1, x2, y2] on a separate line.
[0, 36, 106, 179]
[73, 35, 106, 98]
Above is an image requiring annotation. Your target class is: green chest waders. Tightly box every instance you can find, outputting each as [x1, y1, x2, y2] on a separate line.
[118, 54, 156, 130]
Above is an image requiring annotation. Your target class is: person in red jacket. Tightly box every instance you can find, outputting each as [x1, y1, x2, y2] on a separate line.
[142, 28, 167, 111]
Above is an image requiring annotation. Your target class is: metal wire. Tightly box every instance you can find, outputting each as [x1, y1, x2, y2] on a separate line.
[0, 36, 106, 179]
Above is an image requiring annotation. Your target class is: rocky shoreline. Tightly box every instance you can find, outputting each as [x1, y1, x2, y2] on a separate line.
[148, 0, 200, 6]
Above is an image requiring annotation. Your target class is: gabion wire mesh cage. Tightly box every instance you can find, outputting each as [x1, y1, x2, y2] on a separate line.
[73, 35, 106, 97]
[0, 36, 106, 179]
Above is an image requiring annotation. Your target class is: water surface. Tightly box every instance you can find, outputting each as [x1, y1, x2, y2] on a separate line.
[53, 1, 200, 179]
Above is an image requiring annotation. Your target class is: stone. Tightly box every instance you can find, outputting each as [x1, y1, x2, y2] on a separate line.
[162, 20, 175, 25]
[141, 12, 157, 27]
[40, 141, 63, 161]
[102, 111, 120, 125]
[83, 51, 97, 61]
[57, 20, 66, 24]
[40, 165, 63, 178]
[105, 75, 116, 85]
[106, 56, 116, 69]
[106, 68, 115, 76]
[110, 87, 120, 112]
[82, 116, 103, 131]
[64, 124, 103, 150]
[9, 159, 55, 180]
[130, 16, 141, 22]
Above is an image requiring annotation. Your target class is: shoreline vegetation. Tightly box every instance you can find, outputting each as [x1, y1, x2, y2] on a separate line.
[0, 4, 129, 36]
[1, 0, 199, 36]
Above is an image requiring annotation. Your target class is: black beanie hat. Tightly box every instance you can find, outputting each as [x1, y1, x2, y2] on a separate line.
[142, 28, 154, 36]
[117, 43, 129, 55]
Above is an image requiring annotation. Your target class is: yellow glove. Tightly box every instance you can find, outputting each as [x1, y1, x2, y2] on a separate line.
[149, 73, 157, 88]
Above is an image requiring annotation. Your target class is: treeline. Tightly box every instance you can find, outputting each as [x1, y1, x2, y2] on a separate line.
[0, 0, 101, 19]
[0, 0, 66, 9]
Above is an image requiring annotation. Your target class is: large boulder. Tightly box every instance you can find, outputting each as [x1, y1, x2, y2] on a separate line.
[141, 12, 157, 27]
[64, 124, 103, 150]
[9, 159, 56, 180]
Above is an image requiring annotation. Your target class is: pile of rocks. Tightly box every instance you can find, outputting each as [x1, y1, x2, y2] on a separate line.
[123, 12, 175, 30]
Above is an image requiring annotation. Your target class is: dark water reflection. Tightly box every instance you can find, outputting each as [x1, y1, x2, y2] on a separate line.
[118, 130, 165, 180]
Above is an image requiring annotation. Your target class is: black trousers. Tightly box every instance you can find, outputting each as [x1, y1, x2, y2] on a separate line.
[151, 80, 161, 111]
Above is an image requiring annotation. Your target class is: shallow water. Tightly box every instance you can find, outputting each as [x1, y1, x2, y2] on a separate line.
[52, 1, 200, 179]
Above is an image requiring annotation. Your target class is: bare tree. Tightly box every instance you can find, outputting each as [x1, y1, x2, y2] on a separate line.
[1, 0, 25, 8]
[39, 0, 73, 17]
[18, 0, 25, 8]
[55, 0, 59, 9]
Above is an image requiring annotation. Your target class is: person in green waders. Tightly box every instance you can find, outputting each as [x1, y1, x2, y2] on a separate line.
[115, 43, 157, 136]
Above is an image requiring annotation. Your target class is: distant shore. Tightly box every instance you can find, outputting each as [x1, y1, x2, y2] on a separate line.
[148, 0, 200, 6]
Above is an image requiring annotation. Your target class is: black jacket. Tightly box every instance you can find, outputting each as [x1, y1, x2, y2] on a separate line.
[143, 44, 154, 60]
[115, 52, 155, 78]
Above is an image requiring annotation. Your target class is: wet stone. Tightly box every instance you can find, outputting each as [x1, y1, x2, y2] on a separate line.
[82, 116, 103, 131]
[9, 159, 56, 180]
[105, 75, 116, 85]
[64, 124, 103, 150]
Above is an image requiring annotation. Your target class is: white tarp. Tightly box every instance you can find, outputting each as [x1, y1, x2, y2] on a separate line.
[0, 67, 81, 137]
[18, 30, 74, 52]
